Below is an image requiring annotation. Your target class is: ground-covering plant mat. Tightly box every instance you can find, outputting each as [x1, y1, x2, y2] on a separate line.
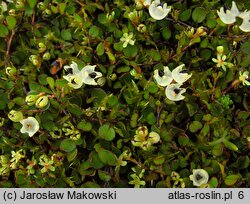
[0, 0, 250, 188]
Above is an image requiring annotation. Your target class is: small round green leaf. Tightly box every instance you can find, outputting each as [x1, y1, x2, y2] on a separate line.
[225, 175, 240, 186]
[97, 148, 117, 166]
[0, 24, 9, 37]
[6, 16, 17, 30]
[60, 139, 76, 152]
[98, 124, 116, 141]
[189, 121, 203, 133]
[77, 121, 92, 131]
[179, 9, 192, 21]
[61, 29, 72, 41]
[192, 7, 206, 23]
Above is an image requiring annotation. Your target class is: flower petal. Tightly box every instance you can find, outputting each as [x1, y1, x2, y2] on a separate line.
[217, 1, 240, 24]
[172, 64, 192, 84]
[149, 0, 171, 20]
[165, 83, 186, 101]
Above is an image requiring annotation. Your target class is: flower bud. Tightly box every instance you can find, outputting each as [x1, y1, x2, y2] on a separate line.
[148, 131, 160, 144]
[186, 27, 195, 38]
[38, 42, 46, 53]
[135, 1, 143, 10]
[6, 66, 17, 77]
[106, 11, 115, 22]
[216, 46, 224, 54]
[25, 94, 39, 106]
[8, 110, 23, 122]
[171, 171, 180, 180]
[137, 24, 147, 33]
[136, 126, 148, 137]
[196, 26, 207, 36]
[155, 100, 161, 107]
[37, 2, 46, 10]
[0, 117, 5, 127]
[8, 9, 16, 16]
[35, 95, 49, 109]
[108, 73, 117, 81]
[16, 0, 24, 9]
[43, 52, 51, 60]
[29, 55, 38, 62]
[43, 9, 52, 17]
[97, 77, 106, 86]
[32, 59, 39, 66]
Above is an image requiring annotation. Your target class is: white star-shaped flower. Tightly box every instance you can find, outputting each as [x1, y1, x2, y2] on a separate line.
[63, 74, 84, 89]
[120, 32, 136, 48]
[217, 1, 240, 24]
[63, 62, 102, 88]
[63, 61, 81, 75]
[20, 117, 39, 137]
[153, 66, 172, 87]
[189, 169, 209, 187]
[165, 83, 186, 101]
[239, 71, 250, 86]
[238, 11, 250, 32]
[172, 64, 192, 85]
[149, 0, 171, 20]
[82, 65, 103, 85]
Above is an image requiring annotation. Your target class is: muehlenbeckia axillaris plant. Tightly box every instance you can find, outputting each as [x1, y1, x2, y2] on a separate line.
[120, 32, 136, 48]
[20, 117, 39, 137]
[217, 1, 250, 32]
[148, 0, 171, 20]
[239, 71, 250, 86]
[63, 62, 102, 88]
[189, 169, 209, 187]
[212, 46, 233, 71]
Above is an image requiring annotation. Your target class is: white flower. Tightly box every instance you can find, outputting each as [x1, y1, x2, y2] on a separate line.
[149, 0, 171, 20]
[212, 54, 233, 71]
[82, 65, 102, 85]
[238, 11, 250, 32]
[63, 62, 102, 88]
[165, 83, 186, 101]
[63, 61, 81, 75]
[153, 66, 172, 86]
[239, 71, 250, 86]
[189, 169, 209, 187]
[217, 1, 240, 24]
[120, 32, 136, 48]
[63, 74, 84, 89]
[172, 64, 192, 85]
[20, 117, 39, 137]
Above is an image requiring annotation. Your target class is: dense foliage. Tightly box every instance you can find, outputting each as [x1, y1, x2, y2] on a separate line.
[0, 0, 250, 187]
